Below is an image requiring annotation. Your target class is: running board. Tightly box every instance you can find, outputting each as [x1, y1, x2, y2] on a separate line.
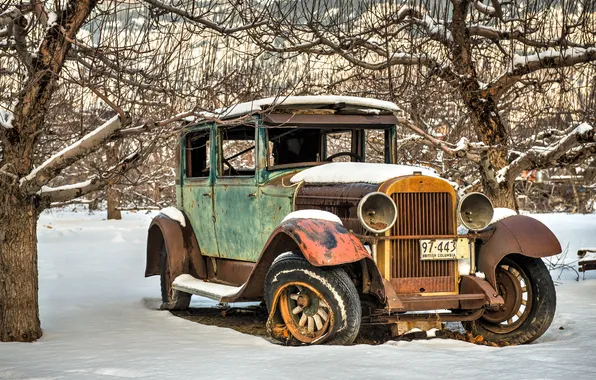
[172, 274, 243, 302]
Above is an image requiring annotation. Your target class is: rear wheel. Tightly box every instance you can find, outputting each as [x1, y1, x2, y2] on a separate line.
[160, 245, 191, 310]
[463, 254, 556, 345]
[264, 253, 361, 345]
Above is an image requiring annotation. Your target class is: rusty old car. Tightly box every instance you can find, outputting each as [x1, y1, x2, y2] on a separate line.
[145, 96, 560, 346]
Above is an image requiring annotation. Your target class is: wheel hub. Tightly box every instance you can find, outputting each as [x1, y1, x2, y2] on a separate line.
[480, 261, 532, 334]
[279, 283, 332, 343]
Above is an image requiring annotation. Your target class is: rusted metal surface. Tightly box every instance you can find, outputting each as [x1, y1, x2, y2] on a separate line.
[145, 213, 207, 280]
[367, 309, 485, 324]
[206, 258, 255, 287]
[459, 275, 504, 309]
[263, 113, 399, 127]
[398, 293, 486, 311]
[219, 218, 372, 303]
[283, 218, 372, 266]
[477, 215, 561, 288]
[378, 175, 458, 295]
[295, 183, 378, 233]
[390, 276, 455, 294]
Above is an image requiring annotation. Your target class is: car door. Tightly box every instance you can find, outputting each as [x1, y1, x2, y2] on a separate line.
[213, 124, 260, 262]
[180, 126, 220, 257]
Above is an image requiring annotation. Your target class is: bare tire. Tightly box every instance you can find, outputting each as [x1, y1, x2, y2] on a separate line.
[463, 254, 556, 345]
[160, 245, 191, 310]
[264, 253, 361, 345]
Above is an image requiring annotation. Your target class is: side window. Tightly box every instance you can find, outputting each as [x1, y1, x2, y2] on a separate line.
[325, 131, 353, 161]
[185, 130, 210, 178]
[365, 129, 388, 163]
[219, 126, 256, 177]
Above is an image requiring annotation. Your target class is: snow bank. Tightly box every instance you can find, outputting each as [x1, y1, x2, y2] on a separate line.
[290, 162, 439, 184]
[159, 206, 186, 227]
[282, 210, 343, 225]
[1, 210, 595, 379]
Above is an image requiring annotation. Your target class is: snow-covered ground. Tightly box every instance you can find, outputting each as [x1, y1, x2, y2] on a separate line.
[1, 210, 596, 380]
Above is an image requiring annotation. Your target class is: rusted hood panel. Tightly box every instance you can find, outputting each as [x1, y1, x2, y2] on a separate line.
[280, 218, 372, 266]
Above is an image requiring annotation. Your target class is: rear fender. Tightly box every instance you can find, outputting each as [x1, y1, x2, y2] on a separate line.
[221, 218, 377, 302]
[145, 213, 207, 280]
[477, 215, 561, 288]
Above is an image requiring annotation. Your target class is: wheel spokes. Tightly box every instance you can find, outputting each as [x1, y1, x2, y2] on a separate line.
[317, 308, 328, 321]
[299, 313, 308, 327]
[307, 316, 315, 333]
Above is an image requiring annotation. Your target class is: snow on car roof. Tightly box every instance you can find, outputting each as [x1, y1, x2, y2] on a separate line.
[184, 95, 402, 122]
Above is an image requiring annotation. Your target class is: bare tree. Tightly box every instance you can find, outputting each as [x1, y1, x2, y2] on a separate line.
[230, 0, 596, 207]
[0, 0, 264, 342]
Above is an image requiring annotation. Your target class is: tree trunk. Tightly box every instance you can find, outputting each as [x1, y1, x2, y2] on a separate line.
[107, 183, 121, 220]
[0, 197, 42, 342]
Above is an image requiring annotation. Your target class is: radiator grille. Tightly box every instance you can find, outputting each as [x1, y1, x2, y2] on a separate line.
[390, 192, 456, 293]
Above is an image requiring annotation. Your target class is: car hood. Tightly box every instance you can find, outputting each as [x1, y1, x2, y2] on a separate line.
[289, 162, 440, 185]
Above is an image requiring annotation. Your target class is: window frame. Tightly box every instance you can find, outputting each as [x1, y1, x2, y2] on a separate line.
[216, 123, 258, 179]
[182, 125, 212, 182]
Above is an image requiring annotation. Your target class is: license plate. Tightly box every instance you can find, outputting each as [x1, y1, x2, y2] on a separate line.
[420, 239, 469, 260]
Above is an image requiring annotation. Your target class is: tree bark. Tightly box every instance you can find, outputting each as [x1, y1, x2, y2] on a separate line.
[450, 1, 516, 209]
[0, 194, 41, 342]
[107, 182, 122, 220]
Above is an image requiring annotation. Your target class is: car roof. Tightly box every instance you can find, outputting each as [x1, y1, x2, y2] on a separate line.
[183, 95, 401, 124]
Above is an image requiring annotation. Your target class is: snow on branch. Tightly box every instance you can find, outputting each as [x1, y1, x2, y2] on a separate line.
[496, 122, 595, 183]
[0, 7, 26, 28]
[395, 117, 487, 162]
[20, 114, 130, 193]
[490, 47, 596, 97]
[473, 1, 496, 17]
[38, 151, 142, 203]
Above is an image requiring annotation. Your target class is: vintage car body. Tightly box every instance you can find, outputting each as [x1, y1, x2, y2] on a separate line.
[146, 96, 560, 345]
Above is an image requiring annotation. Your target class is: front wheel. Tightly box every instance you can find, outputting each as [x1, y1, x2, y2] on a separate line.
[264, 253, 361, 345]
[463, 254, 556, 345]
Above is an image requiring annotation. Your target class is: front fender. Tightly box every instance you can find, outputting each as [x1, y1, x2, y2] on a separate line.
[145, 213, 207, 280]
[221, 218, 372, 302]
[477, 215, 561, 288]
[278, 218, 371, 266]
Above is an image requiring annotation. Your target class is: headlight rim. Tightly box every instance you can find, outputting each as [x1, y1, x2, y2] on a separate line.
[357, 191, 398, 234]
[457, 192, 495, 231]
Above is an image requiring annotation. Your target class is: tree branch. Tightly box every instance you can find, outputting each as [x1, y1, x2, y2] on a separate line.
[142, 0, 265, 34]
[489, 47, 596, 98]
[20, 114, 131, 193]
[497, 123, 595, 183]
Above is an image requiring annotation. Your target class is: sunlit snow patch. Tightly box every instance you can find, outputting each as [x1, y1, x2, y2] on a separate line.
[159, 206, 186, 227]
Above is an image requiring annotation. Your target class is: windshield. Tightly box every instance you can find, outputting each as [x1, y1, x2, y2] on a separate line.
[267, 127, 391, 170]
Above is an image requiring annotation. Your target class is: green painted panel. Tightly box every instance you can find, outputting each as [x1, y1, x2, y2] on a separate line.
[180, 124, 219, 258]
[181, 181, 219, 257]
[213, 178, 260, 261]
[257, 184, 295, 252]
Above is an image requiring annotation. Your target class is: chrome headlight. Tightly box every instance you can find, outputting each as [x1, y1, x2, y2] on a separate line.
[458, 192, 494, 231]
[357, 192, 397, 234]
